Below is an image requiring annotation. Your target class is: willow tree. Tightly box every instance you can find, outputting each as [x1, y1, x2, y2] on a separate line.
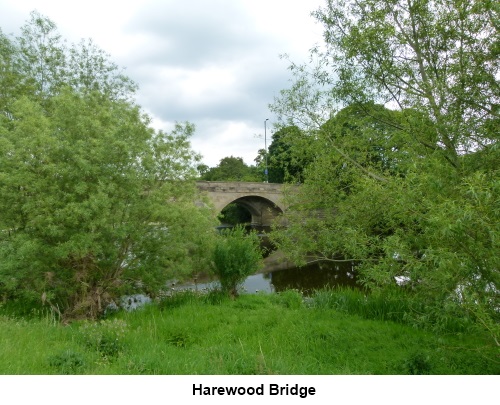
[0, 13, 215, 320]
[271, 0, 499, 341]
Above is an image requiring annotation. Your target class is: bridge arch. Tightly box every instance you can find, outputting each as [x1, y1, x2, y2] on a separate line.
[196, 181, 287, 227]
[221, 195, 283, 227]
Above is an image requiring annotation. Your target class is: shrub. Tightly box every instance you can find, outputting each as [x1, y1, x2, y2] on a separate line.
[211, 226, 262, 297]
[403, 352, 432, 375]
[79, 318, 128, 358]
[166, 331, 192, 348]
[48, 350, 86, 374]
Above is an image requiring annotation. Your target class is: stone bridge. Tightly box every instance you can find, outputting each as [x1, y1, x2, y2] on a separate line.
[196, 181, 288, 227]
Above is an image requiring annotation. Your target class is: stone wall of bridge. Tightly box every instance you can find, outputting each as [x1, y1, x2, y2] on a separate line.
[196, 181, 289, 227]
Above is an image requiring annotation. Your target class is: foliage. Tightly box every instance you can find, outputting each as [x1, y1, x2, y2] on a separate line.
[311, 0, 499, 158]
[218, 203, 252, 225]
[79, 319, 128, 357]
[200, 156, 263, 182]
[211, 226, 263, 297]
[403, 352, 433, 375]
[309, 286, 478, 333]
[270, 0, 499, 342]
[12, 11, 137, 102]
[310, 287, 411, 323]
[48, 350, 86, 374]
[0, 12, 215, 320]
[256, 126, 312, 183]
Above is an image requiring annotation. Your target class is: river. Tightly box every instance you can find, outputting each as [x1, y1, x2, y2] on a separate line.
[118, 251, 359, 311]
[177, 250, 360, 296]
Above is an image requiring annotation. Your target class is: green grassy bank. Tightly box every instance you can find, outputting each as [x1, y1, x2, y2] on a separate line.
[0, 290, 498, 375]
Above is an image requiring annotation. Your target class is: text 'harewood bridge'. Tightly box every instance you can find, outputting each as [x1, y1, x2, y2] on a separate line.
[196, 181, 292, 227]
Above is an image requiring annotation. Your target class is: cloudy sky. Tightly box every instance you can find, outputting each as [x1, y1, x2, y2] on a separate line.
[0, 0, 325, 167]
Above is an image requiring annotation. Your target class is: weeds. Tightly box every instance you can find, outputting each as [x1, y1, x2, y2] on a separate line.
[79, 319, 128, 358]
[157, 290, 202, 310]
[48, 350, 86, 374]
[166, 331, 193, 348]
[403, 352, 432, 375]
[271, 289, 304, 309]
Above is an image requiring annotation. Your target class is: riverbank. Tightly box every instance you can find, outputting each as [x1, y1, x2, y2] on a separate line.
[0, 291, 497, 374]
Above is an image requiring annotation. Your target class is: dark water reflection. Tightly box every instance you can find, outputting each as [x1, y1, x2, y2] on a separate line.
[180, 258, 360, 296]
[266, 260, 359, 295]
[240, 260, 360, 296]
[181, 227, 361, 295]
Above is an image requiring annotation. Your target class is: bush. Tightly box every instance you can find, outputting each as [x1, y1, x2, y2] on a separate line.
[48, 350, 86, 374]
[211, 226, 262, 297]
[79, 319, 128, 358]
[403, 352, 432, 375]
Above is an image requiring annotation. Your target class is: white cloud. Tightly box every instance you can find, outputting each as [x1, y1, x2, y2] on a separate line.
[1, 0, 325, 167]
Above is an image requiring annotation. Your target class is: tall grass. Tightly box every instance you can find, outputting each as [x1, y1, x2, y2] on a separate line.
[309, 287, 478, 333]
[310, 287, 414, 322]
[0, 292, 498, 375]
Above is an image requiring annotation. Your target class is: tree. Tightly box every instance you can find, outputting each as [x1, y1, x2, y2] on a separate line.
[196, 163, 210, 178]
[15, 11, 67, 99]
[200, 156, 262, 182]
[315, 0, 499, 160]
[271, 0, 499, 341]
[0, 13, 215, 320]
[257, 126, 311, 183]
[11, 11, 136, 104]
[211, 226, 262, 297]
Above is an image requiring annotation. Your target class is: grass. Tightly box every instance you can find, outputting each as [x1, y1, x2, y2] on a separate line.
[0, 290, 498, 375]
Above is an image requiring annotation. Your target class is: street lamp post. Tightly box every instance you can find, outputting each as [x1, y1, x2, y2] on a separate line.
[264, 118, 269, 183]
